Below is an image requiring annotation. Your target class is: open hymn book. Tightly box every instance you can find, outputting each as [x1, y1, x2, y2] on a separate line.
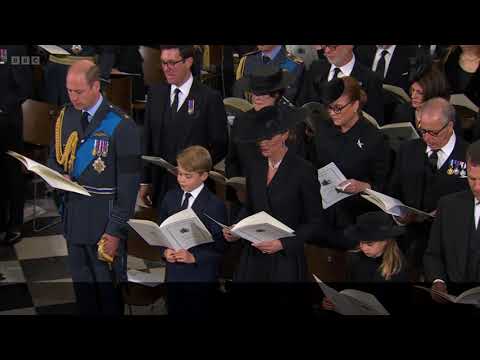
[6, 151, 90, 197]
[414, 285, 480, 306]
[208, 171, 246, 192]
[141, 155, 177, 175]
[128, 208, 213, 250]
[204, 211, 295, 244]
[313, 274, 390, 316]
[361, 188, 434, 220]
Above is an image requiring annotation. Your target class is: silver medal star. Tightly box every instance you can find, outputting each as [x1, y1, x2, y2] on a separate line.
[357, 139, 364, 149]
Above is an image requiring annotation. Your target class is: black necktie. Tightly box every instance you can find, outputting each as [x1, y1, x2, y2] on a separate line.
[81, 111, 89, 132]
[171, 88, 181, 112]
[428, 150, 439, 172]
[262, 55, 270, 64]
[180, 192, 192, 210]
[375, 50, 389, 80]
[331, 67, 341, 80]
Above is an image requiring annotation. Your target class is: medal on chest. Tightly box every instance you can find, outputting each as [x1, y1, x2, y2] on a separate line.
[447, 160, 454, 175]
[187, 99, 195, 115]
[92, 138, 109, 174]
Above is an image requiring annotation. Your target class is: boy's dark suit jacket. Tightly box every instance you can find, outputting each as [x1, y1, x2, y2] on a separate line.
[158, 186, 227, 283]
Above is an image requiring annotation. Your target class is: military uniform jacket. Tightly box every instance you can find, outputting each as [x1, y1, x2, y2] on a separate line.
[297, 58, 385, 125]
[234, 47, 305, 103]
[48, 99, 141, 244]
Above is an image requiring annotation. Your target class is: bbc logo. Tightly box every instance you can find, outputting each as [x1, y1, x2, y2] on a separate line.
[10, 56, 40, 65]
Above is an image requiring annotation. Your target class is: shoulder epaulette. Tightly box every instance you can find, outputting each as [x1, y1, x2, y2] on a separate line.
[108, 104, 130, 120]
[242, 49, 261, 57]
[286, 51, 304, 64]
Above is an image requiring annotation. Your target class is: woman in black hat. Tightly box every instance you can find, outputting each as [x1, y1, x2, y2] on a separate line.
[223, 105, 328, 318]
[225, 63, 308, 180]
[313, 76, 391, 249]
[321, 211, 408, 313]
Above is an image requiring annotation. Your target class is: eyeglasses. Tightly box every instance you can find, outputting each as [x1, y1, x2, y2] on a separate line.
[323, 45, 339, 51]
[327, 101, 353, 114]
[417, 121, 450, 137]
[160, 58, 185, 68]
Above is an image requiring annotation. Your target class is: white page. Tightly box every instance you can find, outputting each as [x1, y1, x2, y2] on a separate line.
[127, 269, 164, 287]
[317, 162, 353, 209]
[314, 275, 389, 315]
[232, 223, 295, 244]
[38, 45, 71, 55]
[340, 289, 390, 315]
[160, 208, 213, 250]
[450, 93, 479, 113]
[7, 151, 90, 197]
[234, 211, 294, 233]
[127, 219, 176, 248]
[456, 286, 480, 305]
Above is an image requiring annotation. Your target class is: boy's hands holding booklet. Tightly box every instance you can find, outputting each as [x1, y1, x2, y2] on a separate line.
[431, 281, 450, 304]
[164, 248, 196, 263]
[253, 239, 284, 254]
[223, 227, 239, 242]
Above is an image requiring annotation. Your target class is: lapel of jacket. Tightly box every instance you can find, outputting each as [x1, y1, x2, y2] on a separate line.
[252, 157, 271, 213]
[267, 148, 293, 193]
[83, 98, 110, 139]
[178, 78, 202, 145]
[456, 191, 475, 278]
[191, 185, 209, 220]
[413, 140, 429, 209]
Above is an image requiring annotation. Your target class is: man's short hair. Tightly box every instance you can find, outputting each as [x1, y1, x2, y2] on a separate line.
[419, 97, 456, 125]
[467, 140, 480, 166]
[176, 145, 212, 173]
[85, 65, 100, 86]
[160, 45, 194, 59]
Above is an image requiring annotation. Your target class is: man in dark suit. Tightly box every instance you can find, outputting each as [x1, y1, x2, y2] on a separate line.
[424, 139, 480, 303]
[158, 145, 227, 319]
[139, 45, 228, 210]
[234, 45, 305, 104]
[48, 60, 141, 315]
[297, 45, 385, 125]
[0, 45, 33, 245]
[389, 97, 470, 276]
[355, 45, 418, 123]
[41, 45, 117, 106]
[355, 45, 417, 92]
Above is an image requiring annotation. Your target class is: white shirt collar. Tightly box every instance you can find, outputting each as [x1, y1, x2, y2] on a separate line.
[426, 131, 456, 157]
[376, 45, 396, 56]
[183, 182, 204, 206]
[171, 73, 193, 98]
[330, 54, 355, 78]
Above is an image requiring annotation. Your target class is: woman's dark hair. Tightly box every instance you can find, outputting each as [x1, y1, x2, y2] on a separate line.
[414, 62, 451, 101]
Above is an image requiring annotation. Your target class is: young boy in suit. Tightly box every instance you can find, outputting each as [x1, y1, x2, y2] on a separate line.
[158, 145, 227, 319]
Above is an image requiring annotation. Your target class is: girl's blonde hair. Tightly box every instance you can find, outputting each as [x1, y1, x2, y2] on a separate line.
[379, 239, 404, 280]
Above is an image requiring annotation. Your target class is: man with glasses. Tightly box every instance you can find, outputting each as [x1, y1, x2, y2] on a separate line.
[140, 45, 228, 210]
[298, 45, 385, 125]
[389, 97, 469, 278]
[234, 45, 305, 104]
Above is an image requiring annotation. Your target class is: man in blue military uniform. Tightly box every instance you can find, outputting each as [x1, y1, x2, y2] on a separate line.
[41, 45, 116, 106]
[234, 45, 305, 104]
[48, 60, 140, 315]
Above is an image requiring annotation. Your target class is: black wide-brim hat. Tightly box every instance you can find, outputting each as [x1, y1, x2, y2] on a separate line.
[314, 77, 345, 105]
[344, 211, 405, 243]
[236, 63, 295, 95]
[234, 105, 307, 143]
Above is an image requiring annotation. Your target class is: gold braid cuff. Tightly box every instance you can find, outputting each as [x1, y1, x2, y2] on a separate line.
[55, 107, 79, 174]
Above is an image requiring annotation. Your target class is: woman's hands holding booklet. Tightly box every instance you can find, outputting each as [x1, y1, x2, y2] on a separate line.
[223, 227, 240, 242]
[337, 179, 371, 194]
